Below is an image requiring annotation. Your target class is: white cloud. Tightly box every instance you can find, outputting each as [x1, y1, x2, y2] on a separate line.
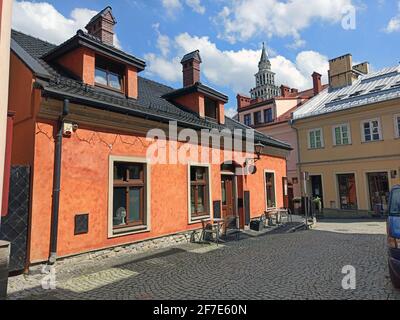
[214, 0, 354, 44]
[161, 0, 205, 16]
[161, 0, 183, 16]
[145, 32, 329, 95]
[185, 0, 206, 14]
[12, 1, 122, 48]
[384, 1, 400, 33]
[144, 53, 182, 83]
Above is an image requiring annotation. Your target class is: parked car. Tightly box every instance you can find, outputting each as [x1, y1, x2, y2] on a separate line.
[387, 185, 400, 288]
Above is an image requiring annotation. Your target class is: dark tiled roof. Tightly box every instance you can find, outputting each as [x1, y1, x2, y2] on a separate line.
[10, 30, 291, 151]
[42, 30, 146, 71]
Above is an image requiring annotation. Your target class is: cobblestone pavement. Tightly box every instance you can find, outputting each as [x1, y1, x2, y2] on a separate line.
[314, 219, 387, 235]
[7, 224, 400, 300]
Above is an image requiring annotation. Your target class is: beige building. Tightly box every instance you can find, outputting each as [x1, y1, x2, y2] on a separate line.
[292, 54, 400, 218]
[0, 0, 13, 217]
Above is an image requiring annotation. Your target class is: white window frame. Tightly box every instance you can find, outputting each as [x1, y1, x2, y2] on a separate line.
[361, 118, 382, 142]
[332, 123, 352, 146]
[308, 128, 324, 149]
[394, 114, 400, 138]
[187, 163, 213, 224]
[108, 155, 151, 238]
[264, 170, 277, 211]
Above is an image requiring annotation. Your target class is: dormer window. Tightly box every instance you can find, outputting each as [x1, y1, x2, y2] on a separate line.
[205, 97, 218, 120]
[95, 55, 124, 91]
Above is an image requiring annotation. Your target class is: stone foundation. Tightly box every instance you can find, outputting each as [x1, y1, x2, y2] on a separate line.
[29, 229, 202, 273]
[0, 241, 10, 300]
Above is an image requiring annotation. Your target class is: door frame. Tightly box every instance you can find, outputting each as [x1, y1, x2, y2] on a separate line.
[221, 173, 238, 219]
[310, 174, 324, 208]
[264, 169, 277, 211]
[365, 170, 391, 212]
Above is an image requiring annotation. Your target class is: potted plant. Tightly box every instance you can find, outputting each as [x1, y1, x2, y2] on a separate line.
[313, 197, 322, 215]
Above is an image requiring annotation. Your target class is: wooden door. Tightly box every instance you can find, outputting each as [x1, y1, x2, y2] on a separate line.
[221, 175, 234, 218]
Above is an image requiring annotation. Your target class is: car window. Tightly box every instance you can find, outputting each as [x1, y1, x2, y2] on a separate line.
[390, 189, 400, 215]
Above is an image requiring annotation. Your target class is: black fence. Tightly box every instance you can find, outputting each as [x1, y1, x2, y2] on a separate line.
[0, 166, 30, 272]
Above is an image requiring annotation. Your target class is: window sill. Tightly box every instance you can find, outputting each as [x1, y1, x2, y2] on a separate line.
[110, 225, 150, 238]
[333, 143, 352, 147]
[361, 139, 383, 144]
[189, 215, 211, 225]
[307, 147, 325, 151]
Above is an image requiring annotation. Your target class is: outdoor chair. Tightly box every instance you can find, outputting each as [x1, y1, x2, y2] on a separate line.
[200, 219, 220, 246]
[223, 216, 240, 241]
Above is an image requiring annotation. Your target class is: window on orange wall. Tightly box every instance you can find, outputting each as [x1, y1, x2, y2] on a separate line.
[204, 97, 218, 120]
[265, 172, 276, 209]
[190, 166, 210, 219]
[95, 55, 124, 92]
[112, 162, 146, 229]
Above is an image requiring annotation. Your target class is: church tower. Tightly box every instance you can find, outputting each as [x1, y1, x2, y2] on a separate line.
[250, 43, 280, 100]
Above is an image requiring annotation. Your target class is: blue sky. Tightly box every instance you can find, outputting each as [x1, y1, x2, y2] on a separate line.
[11, 0, 400, 117]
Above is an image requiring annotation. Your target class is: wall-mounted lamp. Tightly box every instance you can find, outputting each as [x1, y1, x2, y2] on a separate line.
[244, 142, 265, 174]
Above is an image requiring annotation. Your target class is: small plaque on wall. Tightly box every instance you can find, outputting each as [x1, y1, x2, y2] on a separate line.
[213, 201, 221, 219]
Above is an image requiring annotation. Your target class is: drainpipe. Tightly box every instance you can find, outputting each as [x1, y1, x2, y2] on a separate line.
[48, 99, 69, 265]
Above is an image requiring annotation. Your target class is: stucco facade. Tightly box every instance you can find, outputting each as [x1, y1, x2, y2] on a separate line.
[292, 99, 400, 217]
[8, 25, 290, 265]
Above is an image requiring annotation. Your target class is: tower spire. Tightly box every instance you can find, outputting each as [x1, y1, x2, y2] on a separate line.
[250, 42, 279, 100]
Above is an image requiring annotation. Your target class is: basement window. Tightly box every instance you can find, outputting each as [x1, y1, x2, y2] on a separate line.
[95, 55, 124, 91]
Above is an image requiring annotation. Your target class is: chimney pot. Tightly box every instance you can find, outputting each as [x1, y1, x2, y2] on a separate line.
[181, 50, 202, 87]
[280, 85, 290, 98]
[85, 7, 116, 46]
[312, 72, 322, 96]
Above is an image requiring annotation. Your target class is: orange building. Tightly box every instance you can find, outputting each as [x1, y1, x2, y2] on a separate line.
[8, 7, 291, 266]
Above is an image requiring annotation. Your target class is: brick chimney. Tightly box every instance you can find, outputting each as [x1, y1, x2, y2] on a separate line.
[312, 72, 322, 96]
[280, 85, 290, 98]
[237, 94, 251, 110]
[181, 50, 202, 87]
[85, 6, 116, 46]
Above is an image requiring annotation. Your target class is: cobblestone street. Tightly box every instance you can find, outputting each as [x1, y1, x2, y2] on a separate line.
[7, 221, 400, 300]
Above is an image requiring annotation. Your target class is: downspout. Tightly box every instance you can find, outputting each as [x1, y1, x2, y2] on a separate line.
[48, 99, 69, 265]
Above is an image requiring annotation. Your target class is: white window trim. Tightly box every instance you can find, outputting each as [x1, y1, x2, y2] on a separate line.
[361, 118, 382, 143]
[187, 163, 213, 224]
[332, 123, 352, 146]
[394, 114, 400, 138]
[308, 128, 324, 149]
[108, 155, 151, 238]
[264, 169, 277, 211]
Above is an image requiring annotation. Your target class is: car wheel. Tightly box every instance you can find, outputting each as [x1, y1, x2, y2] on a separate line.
[389, 263, 400, 289]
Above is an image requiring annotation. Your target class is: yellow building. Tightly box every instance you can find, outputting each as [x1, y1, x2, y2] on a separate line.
[292, 54, 400, 218]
